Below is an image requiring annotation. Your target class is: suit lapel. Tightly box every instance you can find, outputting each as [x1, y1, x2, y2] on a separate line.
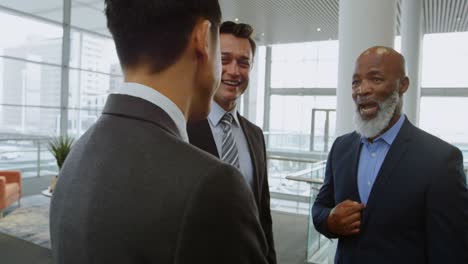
[187, 113, 261, 204]
[350, 135, 363, 203]
[187, 119, 219, 158]
[238, 113, 261, 204]
[103, 94, 180, 139]
[362, 119, 413, 222]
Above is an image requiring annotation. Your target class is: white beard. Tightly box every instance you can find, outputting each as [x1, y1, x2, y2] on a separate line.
[354, 89, 402, 139]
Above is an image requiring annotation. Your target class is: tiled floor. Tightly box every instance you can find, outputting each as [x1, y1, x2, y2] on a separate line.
[3, 175, 309, 264]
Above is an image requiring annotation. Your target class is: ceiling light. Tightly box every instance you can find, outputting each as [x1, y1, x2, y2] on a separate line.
[261, 33, 265, 36]
[317, 27, 321, 32]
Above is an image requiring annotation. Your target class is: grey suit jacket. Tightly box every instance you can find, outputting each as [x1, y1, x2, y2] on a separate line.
[50, 94, 269, 264]
[187, 115, 277, 264]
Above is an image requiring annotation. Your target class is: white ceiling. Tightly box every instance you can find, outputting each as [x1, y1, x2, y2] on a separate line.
[220, 0, 468, 44]
[0, 0, 467, 44]
[220, 0, 340, 44]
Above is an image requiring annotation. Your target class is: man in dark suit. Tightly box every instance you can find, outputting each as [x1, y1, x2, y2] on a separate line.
[50, 1, 269, 263]
[187, 21, 276, 263]
[312, 46, 468, 263]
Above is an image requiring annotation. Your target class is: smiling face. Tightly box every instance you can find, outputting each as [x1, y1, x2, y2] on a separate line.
[214, 33, 253, 111]
[352, 47, 409, 138]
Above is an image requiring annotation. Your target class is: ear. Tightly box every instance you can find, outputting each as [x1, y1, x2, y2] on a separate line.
[193, 19, 212, 61]
[399, 76, 409, 95]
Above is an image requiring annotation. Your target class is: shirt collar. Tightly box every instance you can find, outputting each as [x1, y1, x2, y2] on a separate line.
[208, 101, 239, 127]
[361, 114, 406, 145]
[112, 82, 189, 142]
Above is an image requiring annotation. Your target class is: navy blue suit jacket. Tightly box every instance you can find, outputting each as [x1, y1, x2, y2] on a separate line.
[312, 118, 468, 264]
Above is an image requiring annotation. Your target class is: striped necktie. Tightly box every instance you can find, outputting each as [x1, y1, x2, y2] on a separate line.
[220, 113, 239, 168]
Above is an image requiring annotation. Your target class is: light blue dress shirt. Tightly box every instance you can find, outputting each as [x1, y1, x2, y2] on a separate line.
[208, 102, 254, 190]
[357, 115, 406, 204]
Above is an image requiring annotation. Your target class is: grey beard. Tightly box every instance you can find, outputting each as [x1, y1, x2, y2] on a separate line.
[353, 90, 402, 139]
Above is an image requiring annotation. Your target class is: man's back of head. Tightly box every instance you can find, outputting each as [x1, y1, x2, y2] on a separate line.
[105, 0, 223, 121]
[105, 0, 221, 73]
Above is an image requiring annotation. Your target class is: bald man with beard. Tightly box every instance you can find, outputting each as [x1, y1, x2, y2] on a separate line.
[312, 46, 468, 264]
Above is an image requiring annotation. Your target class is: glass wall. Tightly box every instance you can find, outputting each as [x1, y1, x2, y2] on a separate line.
[0, 3, 123, 177]
[271, 41, 338, 88]
[0, 12, 63, 64]
[419, 32, 468, 156]
[259, 32, 468, 156]
[258, 33, 468, 207]
[269, 95, 336, 153]
[0, 10, 64, 177]
[421, 32, 468, 88]
[67, 30, 121, 136]
[266, 40, 339, 155]
[420, 97, 468, 143]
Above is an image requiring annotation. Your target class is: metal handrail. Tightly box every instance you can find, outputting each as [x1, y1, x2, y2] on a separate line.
[285, 160, 326, 185]
[279, 159, 327, 261]
[268, 154, 318, 163]
[0, 137, 56, 177]
[286, 176, 324, 185]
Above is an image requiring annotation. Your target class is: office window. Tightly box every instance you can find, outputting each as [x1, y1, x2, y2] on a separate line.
[0, 5, 123, 177]
[419, 97, 468, 145]
[0, 0, 63, 23]
[270, 40, 338, 88]
[68, 68, 123, 136]
[394, 36, 401, 52]
[69, 30, 120, 74]
[0, 104, 60, 136]
[71, 0, 110, 37]
[422, 32, 468, 88]
[252, 46, 266, 127]
[0, 12, 63, 65]
[268, 95, 336, 152]
[0, 57, 62, 134]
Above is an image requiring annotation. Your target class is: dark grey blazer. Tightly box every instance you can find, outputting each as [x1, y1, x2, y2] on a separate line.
[313, 117, 468, 264]
[187, 115, 277, 264]
[50, 94, 269, 264]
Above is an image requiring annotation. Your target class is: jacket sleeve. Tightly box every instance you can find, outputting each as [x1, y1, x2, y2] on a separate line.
[258, 131, 277, 264]
[174, 163, 269, 264]
[426, 147, 468, 263]
[312, 139, 339, 239]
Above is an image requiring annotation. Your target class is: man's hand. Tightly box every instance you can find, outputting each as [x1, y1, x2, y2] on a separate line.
[327, 200, 365, 236]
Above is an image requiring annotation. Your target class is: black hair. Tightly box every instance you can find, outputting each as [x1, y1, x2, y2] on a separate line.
[220, 21, 256, 58]
[105, 0, 222, 73]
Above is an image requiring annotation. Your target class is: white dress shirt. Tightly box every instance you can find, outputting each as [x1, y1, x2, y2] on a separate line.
[208, 101, 254, 189]
[113, 82, 189, 142]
